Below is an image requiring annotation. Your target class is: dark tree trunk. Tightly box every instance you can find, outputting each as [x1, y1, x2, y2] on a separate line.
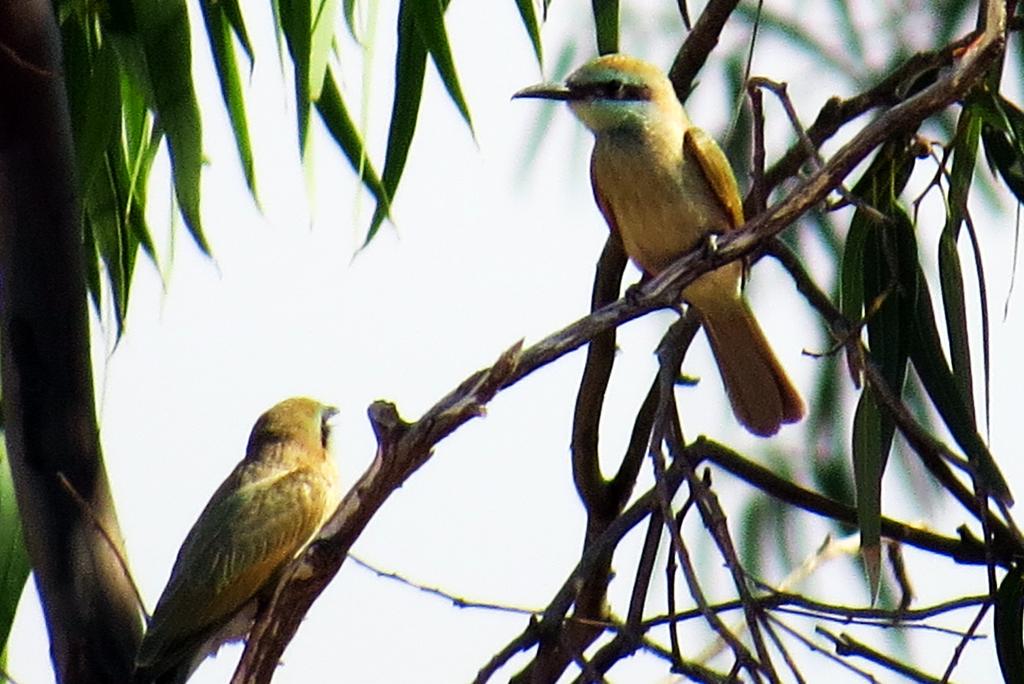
[0, 2, 142, 681]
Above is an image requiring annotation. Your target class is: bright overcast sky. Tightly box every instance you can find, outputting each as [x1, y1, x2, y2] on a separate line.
[9, 1, 1024, 682]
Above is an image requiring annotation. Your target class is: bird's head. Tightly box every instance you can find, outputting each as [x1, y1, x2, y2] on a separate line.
[245, 397, 339, 461]
[514, 54, 686, 135]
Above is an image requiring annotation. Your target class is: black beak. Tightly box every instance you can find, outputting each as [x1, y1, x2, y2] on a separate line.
[512, 83, 573, 101]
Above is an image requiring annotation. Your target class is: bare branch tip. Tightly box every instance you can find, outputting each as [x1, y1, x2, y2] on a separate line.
[494, 339, 524, 376]
[367, 401, 409, 446]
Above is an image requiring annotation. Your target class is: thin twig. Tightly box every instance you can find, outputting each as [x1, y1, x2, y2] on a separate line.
[645, 592, 989, 631]
[475, 619, 541, 684]
[749, 77, 890, 224]
[939, 600, 991, 682]
[758, 31, 979, 199]
[761, 615, 806, 684]
[56, 473, 148, 620]
[654, 320, 770, 679]
[770, 616, 880, 682]
[348, 555, 541, 617]
[818, 627, 951, 683]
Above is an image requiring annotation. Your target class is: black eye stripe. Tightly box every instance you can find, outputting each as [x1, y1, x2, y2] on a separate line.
[569, 81, 652, 101]
[320, 416, 332, 447]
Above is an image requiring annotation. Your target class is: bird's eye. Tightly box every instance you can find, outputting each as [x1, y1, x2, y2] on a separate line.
[320, 407, 339, 447]
[592, 81, 650, 101]
[602, 80, 627, 99]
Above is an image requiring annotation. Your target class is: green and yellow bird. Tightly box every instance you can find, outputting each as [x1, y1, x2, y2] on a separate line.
[515, 54, 804, 436]
[134, 397, 341, 683]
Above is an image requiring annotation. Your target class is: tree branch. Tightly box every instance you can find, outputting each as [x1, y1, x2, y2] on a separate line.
[0, 2, 142, 680]
[232, 3, 1008, 677]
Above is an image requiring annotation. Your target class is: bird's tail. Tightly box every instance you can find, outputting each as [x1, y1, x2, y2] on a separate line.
[697, 296, 804, 437]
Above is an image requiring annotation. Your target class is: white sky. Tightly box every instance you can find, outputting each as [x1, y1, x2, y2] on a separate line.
[8, 1, 1024, 682]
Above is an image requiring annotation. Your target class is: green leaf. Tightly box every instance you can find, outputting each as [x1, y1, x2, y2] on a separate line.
[220, 0, 255, 62]
[938, 230, 973, 415]
[201, 1, 258, 201]
[996, 566, 1024, 684]
[309, 0, 340, 101]
[844, 139, 918, 585]
[315, 67, 391, 216]
[853, 210, 915, 600]
[851, 391, 883, 597]
[515, 0, 544, 67]
[591, 0, 619, 55]
[85, 146, 144, 331]
[983, 123, 1024, 203]
[343, 0, 359, 39]
[83, 218, 103, 315]
[979, 94, 1024, 205]
[79, 69, 158, 333]
[62, 22, 121, 199]
[120, 70, 160, 267]
[842, 138, 918, 325]
[278, 0, 314, 151]
[839, 213, 867, 330]
[909, 274, 1012, 503]
[409, 0, 473, 134]
[0, 439, 29, 665]
[940, 106, 982, 423]
[367, 1, 428, 241]
[134, 0, 210, 253]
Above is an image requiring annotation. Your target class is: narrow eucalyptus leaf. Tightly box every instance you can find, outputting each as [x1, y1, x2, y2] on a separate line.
[514, 0, 544, 67]
[278, 0, 314, 150]
[316, 69, 390, 213]
[309, 0, 341, 100]
[591, 0, 619, 55]
[409, 0, 473, 133]
[851, 390, 883, 599]
[221, 0, 255, 62]
[367, 1, 427, 241]
[996, 567, 1024, 683]
[910, 274, 1011, 503]
[201, 2, 258, 200]
[0, 441, 29, 660]
[134, 0, 209, 252]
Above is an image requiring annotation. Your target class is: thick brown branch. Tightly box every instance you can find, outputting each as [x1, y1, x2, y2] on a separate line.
[0, 2, 142, 680]
[571, 235, 627, 511]
[669, 0, 741, 100]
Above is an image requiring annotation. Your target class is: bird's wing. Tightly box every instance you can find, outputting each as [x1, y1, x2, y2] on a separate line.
[684, 127, 745, 229]
[136, 456, 332, 677]
[590, 153, 621, 235]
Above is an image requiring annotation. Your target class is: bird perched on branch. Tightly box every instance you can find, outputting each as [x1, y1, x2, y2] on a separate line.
[134, 397, 341, 683]
[514, 54, 804, 436]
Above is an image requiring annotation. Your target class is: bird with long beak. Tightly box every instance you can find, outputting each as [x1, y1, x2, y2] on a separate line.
[134, 397, 341, 683]
[515, 54, 803, 436]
